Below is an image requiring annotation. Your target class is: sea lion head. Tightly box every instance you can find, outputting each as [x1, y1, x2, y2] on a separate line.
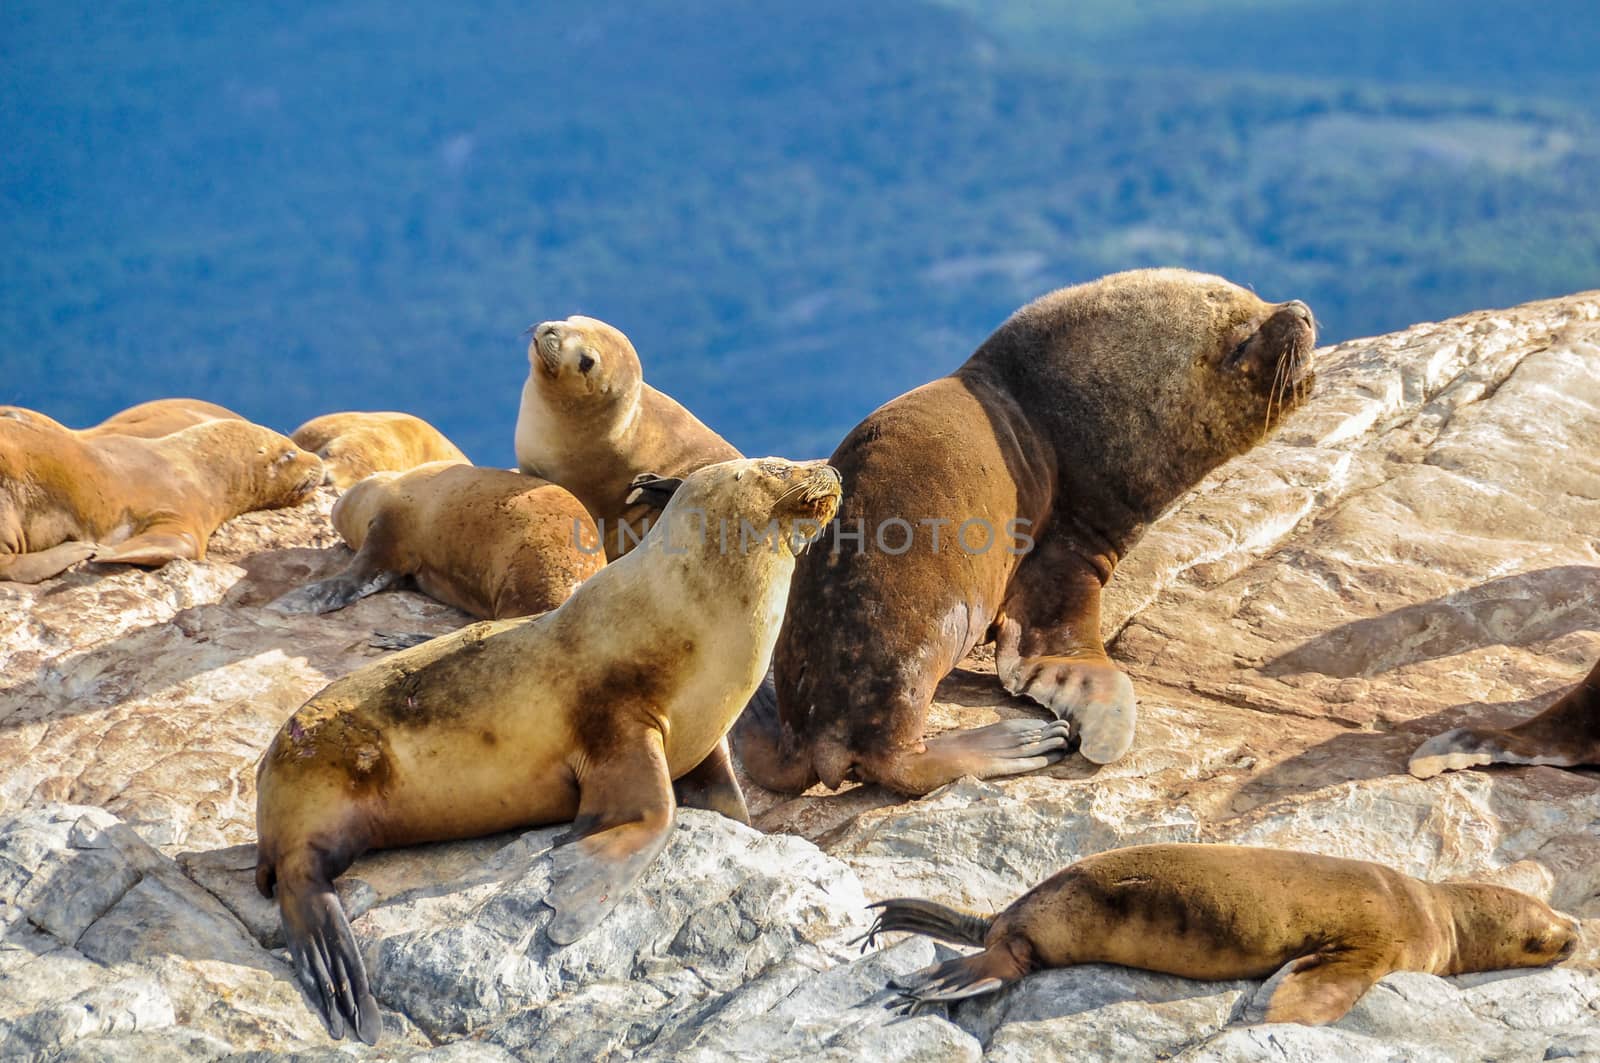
[525, 315, 643, 406]
[202, 421, 325, 507]
[1436, 882, 1581, 974]
[982, 268, 1317, 522]
[636, 457, 843, 560]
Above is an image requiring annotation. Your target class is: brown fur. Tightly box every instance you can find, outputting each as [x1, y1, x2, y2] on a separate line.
[1410, 655, 1600, 777]
[82, 398, 246, 437]
[254, 457, 840, 1043]
[271, 462, 603, 619]
[746, 269, 1317, 795]
[513, 315, 741, 560]
[866, 843, 1579, 1024]
[291, 411, 469, 490]
[0, 414, 323, 583]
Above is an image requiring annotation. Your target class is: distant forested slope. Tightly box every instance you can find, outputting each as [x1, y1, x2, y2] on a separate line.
[3, 0, 1597, 462]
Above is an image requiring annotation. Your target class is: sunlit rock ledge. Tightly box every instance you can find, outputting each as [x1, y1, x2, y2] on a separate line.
[2, 291, 1597, 1059]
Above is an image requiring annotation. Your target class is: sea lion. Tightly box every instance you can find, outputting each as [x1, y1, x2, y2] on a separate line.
[1409, 655, 1600, 778]
[0, 414, 323, 583]
[82, 398, 246, 437]
[860, 843, 1579, 1024]
[513, 315, 741, 560]
[253, 456, 841, 1043]
[268, 461, 605, 618]
[739, 268, 1317, 795]
[291, 411, 470, 490]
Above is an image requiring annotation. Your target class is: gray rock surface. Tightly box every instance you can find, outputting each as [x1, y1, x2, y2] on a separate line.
[2, 291, 1599, 1059]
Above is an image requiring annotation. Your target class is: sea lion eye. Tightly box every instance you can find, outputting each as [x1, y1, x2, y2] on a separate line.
[578, 351, 597, 374]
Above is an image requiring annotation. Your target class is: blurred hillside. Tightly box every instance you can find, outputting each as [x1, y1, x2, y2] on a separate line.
[3, 0, 1597, 462]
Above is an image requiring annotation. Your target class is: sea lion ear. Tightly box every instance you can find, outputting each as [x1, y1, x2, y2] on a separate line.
[625, 473, 683, 507]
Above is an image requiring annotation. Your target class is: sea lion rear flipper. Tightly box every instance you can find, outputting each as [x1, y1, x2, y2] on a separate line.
[672, 737, 749, 824]
[856, 898, 993, 950]
[367, 631, 434, 651]
[886, 946, 1028, 1012]
[1261, 951, 1384, 1025]
[624, 472, 684, 508]
[546, 729, 676, 945]
[0, 541, 99, 583]
[276, 867, 382, 1044]
[91, 528, 200, 568]
[269, 544, 404, 615]
[730, 669, 822, 793]
[1410, 662, 1600, 777]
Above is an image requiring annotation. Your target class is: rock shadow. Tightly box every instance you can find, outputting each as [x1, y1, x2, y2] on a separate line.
[1260, 565, 1599, 679]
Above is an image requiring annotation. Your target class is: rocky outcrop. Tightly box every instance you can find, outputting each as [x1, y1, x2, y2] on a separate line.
[2, 291, 1597, 1059]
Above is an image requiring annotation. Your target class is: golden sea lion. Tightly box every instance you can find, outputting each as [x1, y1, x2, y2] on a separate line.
[0, 414, 323, 583]
[513, 315, 740, 559]
[291, 411, 470, 490]
[268, 461, 604, 618]
[1410, 655, 1600, 778]
[82, 398, 246, 437]
[862, 843, 1578, 1024]
[253, 456, 841, 1043]
[740, 268, 1317, 795]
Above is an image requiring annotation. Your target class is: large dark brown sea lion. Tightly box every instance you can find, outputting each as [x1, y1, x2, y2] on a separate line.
[290, 411, 470, 490]
[862, 843, 1578, 1024]
[738, 268, 1317, 795]
[513, 315, 740, 560]
[268, 461, 604, 618]
[254, 457, 841, 1043]
[1409, 655, 1600, 778]
[0, 414, 323, 583]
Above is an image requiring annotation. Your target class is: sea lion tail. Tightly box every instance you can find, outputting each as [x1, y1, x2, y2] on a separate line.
[856, 898, 994, 950]
[276, 863, 382, 1045]
[730, 669, 821, 793]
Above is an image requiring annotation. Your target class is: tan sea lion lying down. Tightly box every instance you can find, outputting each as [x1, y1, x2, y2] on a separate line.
[860, 843, 1578, 1025]
[268, 461, 605, 619]
[0, 411, 323, 583]
[291, 410, 469, 490]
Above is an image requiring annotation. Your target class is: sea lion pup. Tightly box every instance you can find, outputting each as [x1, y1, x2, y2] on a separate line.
[253, 456, 841, 1043]
[291, 411, 470, 490]
[514, 315, 741, 560]
[1410, 655, 1600, 778]
[740, 269, 1317, 796]
[860, 843, 1579, 1025]
[82, 398, 245, 437]
[267, 461, 604, 618]
[0, 414, 323, 583]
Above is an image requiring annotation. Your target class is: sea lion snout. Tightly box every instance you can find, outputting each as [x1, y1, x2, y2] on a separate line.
[531, 321, 566, 374]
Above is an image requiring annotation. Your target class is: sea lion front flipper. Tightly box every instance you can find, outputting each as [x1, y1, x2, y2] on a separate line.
[1261, 951, 1385, 1025]
[546, 728, 676, 945]
[993, 546, 1137, 764]
[0, 540, 99, 583]
[673, 737, 750, 825]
